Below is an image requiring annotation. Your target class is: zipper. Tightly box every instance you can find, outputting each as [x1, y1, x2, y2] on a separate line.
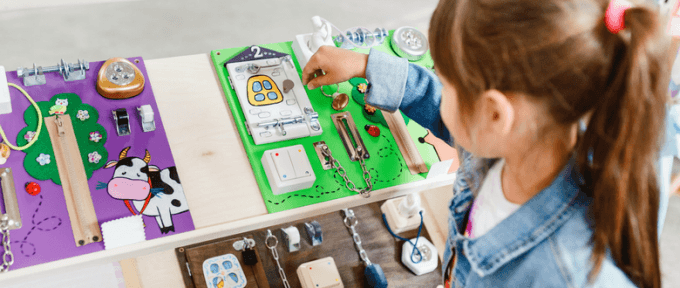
[46, 114, 102, 247]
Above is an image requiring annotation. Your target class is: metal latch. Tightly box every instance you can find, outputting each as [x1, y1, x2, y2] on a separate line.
[17, 59, 89, 86]
[0, 168, 22, 230]
[235, 56, 291, 74]
[331, 111, 369, 161]
[313, 141, 332, 170]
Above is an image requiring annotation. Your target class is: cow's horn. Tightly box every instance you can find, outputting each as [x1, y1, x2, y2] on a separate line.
[143, 150, 151, 164]
[119, 147, 131, 160]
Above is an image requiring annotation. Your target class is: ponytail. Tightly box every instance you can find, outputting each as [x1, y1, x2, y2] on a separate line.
[578, 6, 668, 288]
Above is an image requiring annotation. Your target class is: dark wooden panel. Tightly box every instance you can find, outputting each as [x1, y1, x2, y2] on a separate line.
[178, 201, 442, 288]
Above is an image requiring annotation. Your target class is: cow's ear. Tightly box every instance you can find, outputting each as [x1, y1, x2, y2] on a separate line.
[104, 161, 118, 169]
[148, 165, 160, 172]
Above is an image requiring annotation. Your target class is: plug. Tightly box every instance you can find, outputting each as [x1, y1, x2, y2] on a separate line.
[381, 193, 425, 234]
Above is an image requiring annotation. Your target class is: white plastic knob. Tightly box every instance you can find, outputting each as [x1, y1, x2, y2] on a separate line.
[398, 193, 421, 218]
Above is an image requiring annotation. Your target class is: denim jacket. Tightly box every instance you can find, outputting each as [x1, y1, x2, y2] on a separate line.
[364, 49, 643, 287]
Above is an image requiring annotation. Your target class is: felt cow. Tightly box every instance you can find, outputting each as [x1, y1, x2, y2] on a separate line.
[104, 147, 188, 234]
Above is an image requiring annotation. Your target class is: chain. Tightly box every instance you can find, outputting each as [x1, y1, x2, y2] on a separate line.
[342, 208, 372, 266]
[0, 220, 14, 273]
[321, 144, 373, 198]
[265, 229, 291, 288]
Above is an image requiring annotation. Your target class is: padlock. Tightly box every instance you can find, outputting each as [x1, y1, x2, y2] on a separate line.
[242, 240, 258, 266]
[365, 263, 388, 288]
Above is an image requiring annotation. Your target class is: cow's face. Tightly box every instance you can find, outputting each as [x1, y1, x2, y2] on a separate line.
[106, 157, 152, 201]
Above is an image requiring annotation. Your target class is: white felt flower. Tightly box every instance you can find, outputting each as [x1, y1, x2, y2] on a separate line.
[36, 153, 51, 166]
[88, 151, 102, 164]
[89, 131, 102, 143]
[24, 131, 36, 142]
[77, 110, 90, 121]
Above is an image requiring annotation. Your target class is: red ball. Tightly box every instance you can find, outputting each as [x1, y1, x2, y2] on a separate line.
[25, 182, 41, 196]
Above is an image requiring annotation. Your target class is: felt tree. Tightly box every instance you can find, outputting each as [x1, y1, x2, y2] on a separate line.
[16, 93, 108, 185]
[348, 77, 409, 127]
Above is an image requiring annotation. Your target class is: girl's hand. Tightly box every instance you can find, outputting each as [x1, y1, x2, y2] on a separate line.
[301, 46, 369, 90]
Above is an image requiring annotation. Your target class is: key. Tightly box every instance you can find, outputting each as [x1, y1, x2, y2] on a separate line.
[365, 263, 388, 288]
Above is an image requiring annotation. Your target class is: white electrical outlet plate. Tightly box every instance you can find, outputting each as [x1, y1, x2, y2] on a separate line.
[297, 257, 344, 288]
[0, 66, 12, 115]
[381, 196, 424, 234]
[262, 144, 316, 195]
[292, 33, 314, 71]
[402, 237, 438, 276]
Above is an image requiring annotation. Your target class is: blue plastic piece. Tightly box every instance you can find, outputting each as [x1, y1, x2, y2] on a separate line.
[253, 81, 262, 92]
[210, 263, 219, 273]
[254, 93, 265, 101]
[263, 80, 272, 90]
[212, 276, 221, 287]
[267, 92, 278, 100]
[365, 263, 388, 288]
[222, 260, 233, 269]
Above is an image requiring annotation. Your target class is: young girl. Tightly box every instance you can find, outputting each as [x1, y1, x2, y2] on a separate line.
[302, 0, 668, 287]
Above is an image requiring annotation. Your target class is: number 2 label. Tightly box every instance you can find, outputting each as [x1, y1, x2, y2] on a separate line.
[251, 46, 263, 58]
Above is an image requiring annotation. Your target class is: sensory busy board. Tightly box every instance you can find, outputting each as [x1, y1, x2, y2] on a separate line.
[0, 57, 194, 270]
[211, 31, 444, 213]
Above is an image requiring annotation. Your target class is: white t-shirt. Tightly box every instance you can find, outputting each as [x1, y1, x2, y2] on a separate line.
[464, 159, 520, 238]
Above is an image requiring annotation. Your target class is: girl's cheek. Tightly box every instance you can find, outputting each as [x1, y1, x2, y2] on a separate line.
[440, 85, 472, 150]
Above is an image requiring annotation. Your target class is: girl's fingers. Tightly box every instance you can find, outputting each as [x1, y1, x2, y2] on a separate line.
[302, 55, 327, 85]
[306, 74, 336, 90]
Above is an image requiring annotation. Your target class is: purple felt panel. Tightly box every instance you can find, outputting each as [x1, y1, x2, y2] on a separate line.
[0, 57, 195, 270]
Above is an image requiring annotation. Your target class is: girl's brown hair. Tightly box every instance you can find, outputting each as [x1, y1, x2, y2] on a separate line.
[430, 0, 668, 287]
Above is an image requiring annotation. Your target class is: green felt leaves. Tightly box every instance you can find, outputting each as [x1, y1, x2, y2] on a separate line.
[16, 93, 109, 185]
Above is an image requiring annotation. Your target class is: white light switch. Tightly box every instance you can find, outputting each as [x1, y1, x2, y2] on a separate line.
[288, 147, 312, 178]
[297, 257, 344, 288]
[271, 150, 295, 181]
[262, 144, 316, 195]
[0, 66, 11, 115]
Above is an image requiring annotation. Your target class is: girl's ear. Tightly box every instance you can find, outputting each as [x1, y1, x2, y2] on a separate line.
[481, 89, 515, 135]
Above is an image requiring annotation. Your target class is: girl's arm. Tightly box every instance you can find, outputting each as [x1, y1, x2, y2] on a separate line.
[364, 49, 452, 142]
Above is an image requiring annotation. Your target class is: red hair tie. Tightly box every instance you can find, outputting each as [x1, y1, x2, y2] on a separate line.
[605, 0, 632, 34]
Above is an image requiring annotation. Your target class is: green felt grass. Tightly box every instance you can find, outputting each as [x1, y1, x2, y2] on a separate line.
[211, 32, 440, 213]
[16, 93, 108, 185]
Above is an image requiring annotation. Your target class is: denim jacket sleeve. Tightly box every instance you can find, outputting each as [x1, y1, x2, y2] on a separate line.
[363, 49, 452, 142]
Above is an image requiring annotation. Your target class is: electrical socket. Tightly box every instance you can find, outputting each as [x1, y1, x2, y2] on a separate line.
[380, 193, 425, 234]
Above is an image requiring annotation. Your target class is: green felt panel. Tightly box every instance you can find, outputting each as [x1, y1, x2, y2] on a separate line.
[211, 32, 439, 213]
[16, 93, 109, 185]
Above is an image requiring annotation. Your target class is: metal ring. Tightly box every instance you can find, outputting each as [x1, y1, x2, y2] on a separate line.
[343, 216, 358, 228]
[265, 230, 278, 249]
[320, 84, 339, 98]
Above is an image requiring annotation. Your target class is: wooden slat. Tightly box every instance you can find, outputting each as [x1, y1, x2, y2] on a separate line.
[119, 258, 142, 288]
[383, 111, 428, 175]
